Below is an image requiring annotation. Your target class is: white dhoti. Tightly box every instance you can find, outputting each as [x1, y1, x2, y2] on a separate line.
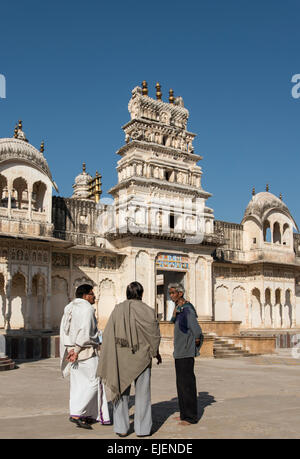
[70, 355, 110, 424]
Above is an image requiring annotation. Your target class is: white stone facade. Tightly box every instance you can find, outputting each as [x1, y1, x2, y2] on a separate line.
[1, 87, 300, 333]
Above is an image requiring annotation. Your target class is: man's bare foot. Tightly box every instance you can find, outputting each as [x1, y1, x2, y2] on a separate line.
[173, 416, 181, 421]
[178, 420, 192, 426]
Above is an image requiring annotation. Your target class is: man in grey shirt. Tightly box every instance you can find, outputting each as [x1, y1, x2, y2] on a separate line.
[169, 283, 203, 425]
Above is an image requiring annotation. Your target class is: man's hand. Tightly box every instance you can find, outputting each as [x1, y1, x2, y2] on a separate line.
[66, 349, 78, 363]
[195, 338, 201, 347]
[156, 352, 162, 365]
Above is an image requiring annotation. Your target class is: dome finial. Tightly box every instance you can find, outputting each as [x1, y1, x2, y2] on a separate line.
[155, 82, 162, 100]
[14, 124, 18, 138]
[169, 89, 175, 104]
[82, 162, 86, 173]
[142, 81, 148, 96]
[266, 183, 269, 192]
[252, 187, 255, 196]
[279, 192, 282, 200]
[40, 141, 44, 153]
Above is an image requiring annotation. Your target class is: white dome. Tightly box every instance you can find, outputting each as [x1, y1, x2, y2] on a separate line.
[243, 191, 298, 230]
[0, 138, 57, 189]
[72, 163, 93, 199]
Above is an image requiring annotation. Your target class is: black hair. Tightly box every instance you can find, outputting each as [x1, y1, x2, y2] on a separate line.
[75, 284, 93, 298]
[126, 281, 144, 300]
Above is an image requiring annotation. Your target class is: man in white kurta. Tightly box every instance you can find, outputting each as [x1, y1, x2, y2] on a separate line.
[60, 284, 110, 428]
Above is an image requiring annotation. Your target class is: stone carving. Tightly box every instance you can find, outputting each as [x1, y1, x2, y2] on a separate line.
[52, 252, 70, 268]
[73, 255, 96, 268]
[98, 256, 117, 270]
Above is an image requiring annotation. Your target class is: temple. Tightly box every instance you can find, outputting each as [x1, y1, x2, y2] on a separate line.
[1, 83, 299, 360]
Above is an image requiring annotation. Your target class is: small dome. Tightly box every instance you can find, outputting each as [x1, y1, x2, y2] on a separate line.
[0, 137, 57, 189]
[72, 163, 93, 199]
[74, 166, 92, 186]
[243, 191, 298, 230]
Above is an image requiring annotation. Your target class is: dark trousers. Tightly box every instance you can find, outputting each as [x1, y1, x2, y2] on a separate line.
[175, 357, 198, 424]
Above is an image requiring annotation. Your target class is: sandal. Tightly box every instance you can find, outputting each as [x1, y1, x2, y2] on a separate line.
[69, 416, 93, 430]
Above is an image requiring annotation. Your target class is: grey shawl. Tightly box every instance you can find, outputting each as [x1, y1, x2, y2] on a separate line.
[97, 299, 161, 402]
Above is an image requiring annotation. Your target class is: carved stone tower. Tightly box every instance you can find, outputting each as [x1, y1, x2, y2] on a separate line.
[107, 82, 215, 242]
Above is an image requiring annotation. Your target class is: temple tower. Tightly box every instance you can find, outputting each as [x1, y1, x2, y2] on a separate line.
[107, 82, 215, 240]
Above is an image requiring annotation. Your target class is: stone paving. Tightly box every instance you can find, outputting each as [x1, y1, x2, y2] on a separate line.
[1, 351, 300, 439]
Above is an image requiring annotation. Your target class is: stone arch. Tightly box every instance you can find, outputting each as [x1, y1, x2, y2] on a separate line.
[283, 289, 293, 328]
[264, 287, 272, 328]
[263, 220, 271, 242]
[214, 284, 230, 321]
[273, 222, 281, 244]
[274, 288, 283, 328]
[98, 278, 116, 328]
[251, 288, 262, 328]
[31, 273, 47, 329]
[232, 286, 247, 326]
[10, 272, 26, 329]
[0, 174, 8, 207]
[12, 177, 28, 210]
[51, 276, 69, 329]
[282, 223, 290, 247]
[136, 251, 150, 303]
[205, 220, 211, 234]
[32, 181, 47, 212]
[134, 207, 145, 226]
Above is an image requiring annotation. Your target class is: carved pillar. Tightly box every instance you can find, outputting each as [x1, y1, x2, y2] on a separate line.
[261, 291, 266, 327]
[205, 259, 213, 319]
[44, 269, 52, 329]
[27, 185, 32, 221]
[292, 291, 297, 328]
[7, 189, 12, 219]
[187, 254, 196, 309]
[148, 252, 156, 311]
[25, 287, 32, 330]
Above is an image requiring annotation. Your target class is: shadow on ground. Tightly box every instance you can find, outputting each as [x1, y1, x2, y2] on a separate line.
[127, 392, 216, 435]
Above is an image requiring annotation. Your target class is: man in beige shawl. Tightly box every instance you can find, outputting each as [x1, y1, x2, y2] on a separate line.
[98, 281, 161, 437]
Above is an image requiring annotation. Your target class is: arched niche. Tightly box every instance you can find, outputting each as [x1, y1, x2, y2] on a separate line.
[32, 181, 47, 212]
[10, 272, 26, 329]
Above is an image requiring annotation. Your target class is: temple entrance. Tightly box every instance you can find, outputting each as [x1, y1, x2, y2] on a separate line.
[156, 270, 186, 321]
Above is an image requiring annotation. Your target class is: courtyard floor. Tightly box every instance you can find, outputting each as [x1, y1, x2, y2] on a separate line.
[1, 351, 300, 439]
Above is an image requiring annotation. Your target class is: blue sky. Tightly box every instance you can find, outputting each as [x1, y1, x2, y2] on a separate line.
[0, 0, 300, 226]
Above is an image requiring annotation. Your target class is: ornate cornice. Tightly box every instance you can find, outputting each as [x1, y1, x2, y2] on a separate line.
[116, 140, 202, 162]
[108, 176, 211, 198]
